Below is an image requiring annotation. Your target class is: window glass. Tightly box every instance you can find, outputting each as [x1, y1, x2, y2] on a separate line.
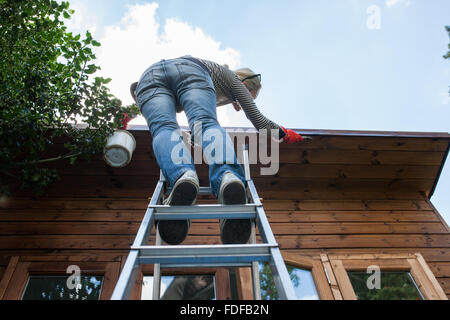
[22, 275, 103, 300]
[142, 275, 216, 300]
[259, 263, 319, 300]
[347, 271, 423, 300]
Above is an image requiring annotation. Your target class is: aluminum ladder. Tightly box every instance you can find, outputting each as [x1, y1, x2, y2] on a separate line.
[111, 146, 297, 300]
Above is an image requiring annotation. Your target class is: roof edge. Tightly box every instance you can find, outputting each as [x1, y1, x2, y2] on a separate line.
[429, 140, 450, 199]
[127, 125, 450, 139]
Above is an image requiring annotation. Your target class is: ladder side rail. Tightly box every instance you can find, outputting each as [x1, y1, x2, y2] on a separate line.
[247, 180, 276, 245]
[111, 250, 140, 300]
[112, 177, 165, 300]
[243, 144, 297, 300]
[251, 220, 262, 300]
[152, 226, 162, 300]
[132, 179, 164, 248]
[269, 247, 298, 300]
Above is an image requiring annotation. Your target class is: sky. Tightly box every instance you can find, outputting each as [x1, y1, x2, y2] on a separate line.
[65, 0, 450, 224]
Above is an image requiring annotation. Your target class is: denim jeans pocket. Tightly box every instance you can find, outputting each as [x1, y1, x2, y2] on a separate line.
[136, 69, 160, 109]
[175, 62, 214, 90]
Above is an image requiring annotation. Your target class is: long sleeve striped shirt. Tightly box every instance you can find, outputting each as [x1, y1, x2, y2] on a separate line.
[182, 56, 284, 137]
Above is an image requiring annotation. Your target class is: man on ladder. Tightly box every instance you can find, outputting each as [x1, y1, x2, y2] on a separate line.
[130, 56, 303, 246]
[113, 56, 305, 300]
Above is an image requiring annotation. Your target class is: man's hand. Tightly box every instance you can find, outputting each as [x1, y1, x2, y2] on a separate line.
[232, 101, 242, 112]
[281, 126, 304, 144]
[130, 82, 138, 104]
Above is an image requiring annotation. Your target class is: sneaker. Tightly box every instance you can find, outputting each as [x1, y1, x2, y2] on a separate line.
[158, 170, 199, 245]
[218, 172, 251, 244]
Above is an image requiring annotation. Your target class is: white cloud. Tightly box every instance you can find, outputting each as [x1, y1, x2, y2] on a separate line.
[386, 0, 412, 7]
[93, 3, 242, 127]
[64, 0, 98, 37]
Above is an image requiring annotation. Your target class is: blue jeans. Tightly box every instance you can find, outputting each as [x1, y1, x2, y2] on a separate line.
[135, 58, 245, 198]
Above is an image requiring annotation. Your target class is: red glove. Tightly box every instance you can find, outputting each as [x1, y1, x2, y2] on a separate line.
[281, 126, 303, 144]
[120, 113, 132, 130]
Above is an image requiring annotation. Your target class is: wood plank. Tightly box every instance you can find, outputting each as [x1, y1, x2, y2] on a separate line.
[0, 198, 149, 210]
[0, 235, 134, 250]
[262, 199, 431, 211]
[0, 222, 140, 235]
[320, 254, 342, 300]
[328, 253, 416, 260]
[0, 251, 126, 264]
[12, 175, 436, 196]
[0, 256, 19, 300]
[130, 131, 449, 152]
[278, 149, 445, 165]
[269, 222, 447, 235]
[341, 259, 411, 271]
[1, 209, 439, 224]
[0, 234, 447, 250]
[45, 160, 441, 180]
[57, 129, 449, 151]
[274, 136, 450, 152]
[215, 268, 232, 300]
[438, 278, 450, 293]
[414, 254, 448, 299]
[100, 262, 121, 300]
[1, 221, 445, 236]
[330, 259, 357, 300]
[265, 211, 441, 223]
[274, 235, 450, 249]
[281, 248, 450, 262]
[427, 262, 450, 278]
[5, 186, 428, 200]
[311, 260, 335, 300]
[2, 262, 30, 300]
[408, 258, 441, 300]
[235, 268, 253, 300]
[0, 198, 432, 211]
[0, 210, 144, 222]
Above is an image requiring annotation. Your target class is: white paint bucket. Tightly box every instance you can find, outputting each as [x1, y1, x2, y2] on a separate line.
[104, 130, 136, 167]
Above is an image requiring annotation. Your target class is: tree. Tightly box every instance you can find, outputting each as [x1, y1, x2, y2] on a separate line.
[0, 0, 139, 196]
[259, 263, 299, 300]
[444, 26, 450, 60]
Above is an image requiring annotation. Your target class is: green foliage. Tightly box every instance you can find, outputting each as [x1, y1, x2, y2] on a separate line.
[0, 0, 138, 196]
[444, 26, 450, 60]
[348, 272, 423, 300]
[22, 275, 103, 300]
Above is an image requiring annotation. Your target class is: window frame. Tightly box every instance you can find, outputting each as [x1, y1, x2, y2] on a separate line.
[132, 265, 233, 300]
[322, 253, 448, 300]
[282, 252, 334, 300]
[0, 256, 121, 300]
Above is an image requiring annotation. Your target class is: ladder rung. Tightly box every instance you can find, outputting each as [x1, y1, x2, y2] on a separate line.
[155, 212, 256, 220]
[149, 204, 258, 221]
[166, 186, 212, 196]
[135, 244, 274, 267]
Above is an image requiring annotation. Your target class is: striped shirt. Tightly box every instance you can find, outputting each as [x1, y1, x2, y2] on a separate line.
[183, 56, 284, 137]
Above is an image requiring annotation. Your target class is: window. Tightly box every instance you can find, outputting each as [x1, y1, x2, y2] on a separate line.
[251, 253, 332, 300]
[347, 271, 423, 300]
[0, 257, 120, 300]
[137, 267, 237, 300]
[22, 275, 103, 300]
[142, 275, 216, 300]
[322, 253, 448, 300]
[259, 263, 319, 300]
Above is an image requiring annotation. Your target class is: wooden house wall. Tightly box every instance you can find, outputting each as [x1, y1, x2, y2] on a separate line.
[0, 129, 449, 299]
